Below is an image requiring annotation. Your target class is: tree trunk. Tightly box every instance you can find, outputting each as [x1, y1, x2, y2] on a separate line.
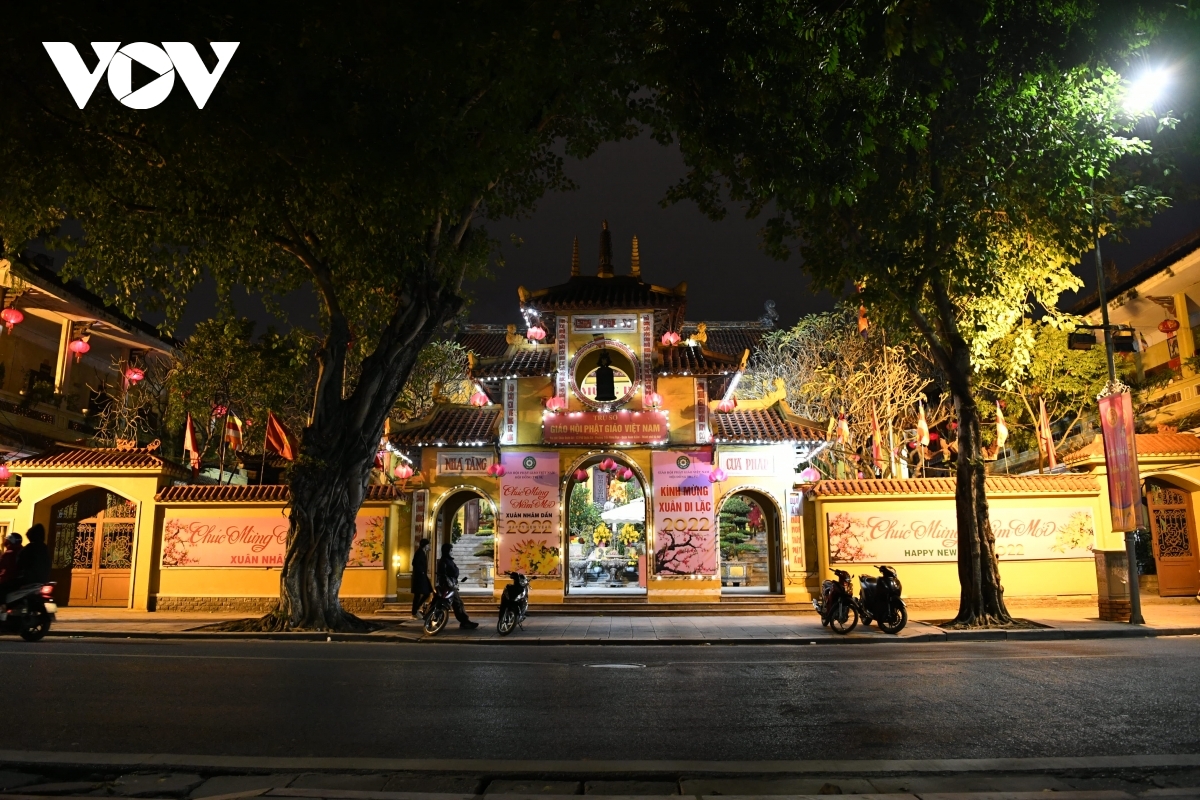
[944, 338, 1014, 627]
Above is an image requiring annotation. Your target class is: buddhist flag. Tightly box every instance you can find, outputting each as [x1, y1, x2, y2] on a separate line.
[870, 406, 882, 470]
[1038, 397, 1057, 469]
[182, 413, 201, 472]
[224, 412, 244, 451]
[265, 411, 298, 461]
[857, 304, 869, 338]
[837, 413, 851, 445]
[916, 402, 930, 447]
[826, 415, 837, 441]
[996, 405, 1009, 451]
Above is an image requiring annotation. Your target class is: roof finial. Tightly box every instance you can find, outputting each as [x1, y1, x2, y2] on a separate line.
[598, 220, 613, 277]
[630, 235, 641, 277]
[571, 236, 580, 276]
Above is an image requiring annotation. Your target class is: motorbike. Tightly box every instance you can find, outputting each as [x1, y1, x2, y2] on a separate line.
[422, 577, 464, 635]
[856, 565, 907, 634]
[496, 572, 531, 636]
[0, 582, 57, 641]
[812, 568, 858, 634]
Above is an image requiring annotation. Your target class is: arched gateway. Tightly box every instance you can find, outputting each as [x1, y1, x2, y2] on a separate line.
[564, 453, 648, 595]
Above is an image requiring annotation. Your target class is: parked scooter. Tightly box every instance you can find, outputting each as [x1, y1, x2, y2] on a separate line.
[856, 565, 907, 634]
[496, 572, 531, 636]
[1, 582, 56, 641]
[812, 568, 858, 634]
[422, 577, 464, 635]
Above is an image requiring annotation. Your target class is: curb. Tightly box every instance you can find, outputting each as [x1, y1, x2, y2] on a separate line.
[2, 750, 1200, 776]
[43, 624, 1200, 644]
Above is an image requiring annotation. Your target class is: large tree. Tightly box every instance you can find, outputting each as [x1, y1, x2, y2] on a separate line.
[0, 3, 642, 630]
[647, 0, 1169, 625]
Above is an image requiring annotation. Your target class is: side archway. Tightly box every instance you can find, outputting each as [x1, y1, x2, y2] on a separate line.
[36, 485, 139, 607]
[717, 486, 784, 594]
[429, 486, 497, 592]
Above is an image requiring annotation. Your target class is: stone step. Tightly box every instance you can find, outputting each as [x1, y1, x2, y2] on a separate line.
[377, 600, 812, 616]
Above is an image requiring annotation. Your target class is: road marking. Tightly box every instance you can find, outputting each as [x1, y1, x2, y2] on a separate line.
[584, 663, 646, 668]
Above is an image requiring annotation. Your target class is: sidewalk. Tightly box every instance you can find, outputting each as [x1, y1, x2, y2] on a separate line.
[43, 599, 1200, 644]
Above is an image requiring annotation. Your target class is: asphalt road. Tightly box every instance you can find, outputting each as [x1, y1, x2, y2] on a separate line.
[3, 636, 1197, 761]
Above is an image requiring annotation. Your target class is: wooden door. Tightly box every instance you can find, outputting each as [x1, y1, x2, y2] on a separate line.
[49, 490, 136, 607]
[1146, 482, 1200, 597]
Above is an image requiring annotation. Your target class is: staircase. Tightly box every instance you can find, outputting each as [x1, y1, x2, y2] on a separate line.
[378, 593, 812, 617]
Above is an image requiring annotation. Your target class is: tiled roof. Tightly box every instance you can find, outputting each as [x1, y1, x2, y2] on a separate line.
[456, 327, 511, 358]
[658, 345, 743, 376]
[713, 408, 824, 443]
[391, 406, 499, 447]
[1063, 433, 1200, 464]
[10, 446, 183, 471]
[471, 347, 555, 379]
[527, 276, 686, 315]
[681, 324, 768, 356]
[0, 487, 19, 504]
[157, 484, 403, 503]
[811, 475, 1099, 496]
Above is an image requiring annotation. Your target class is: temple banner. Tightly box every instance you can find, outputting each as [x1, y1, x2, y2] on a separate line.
[1099, 390, 1142, 532]
[543, 410, 668, 445]
[652, 451, 717, 575]
[827, 508, 1096, 564]
[162, 514, 385, 568]
[436, 450, 493, 476]
[497, 451, 561, 577]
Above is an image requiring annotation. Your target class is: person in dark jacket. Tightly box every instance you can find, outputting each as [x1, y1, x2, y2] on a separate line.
[0, 532, 22, 595]
[436, 541, 478, 629]
[17, 524, 51, 585]
[409, 537, 432, 618]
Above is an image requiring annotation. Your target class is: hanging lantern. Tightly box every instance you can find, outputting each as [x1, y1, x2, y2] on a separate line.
[573, 468, 589, 483]
[393, 463, 414, 481]
[0, 308, 23, 332]
[486, 462, 507, 478]
[0, 463, 10, 482]
[469, 391, 489, 407]
[660, 331, 681, 346]
[526, 325, 547, 342]
[798, 466, 821, 483]
[545, 396, 568, 413]
[708, 467, 727, 483]
[599, 457, 617, 472]
[717, 398, 737, 413]
[619, 468, 634, 482]
[68, 338, 90, 362]
[124, 366, 145, 384]
[645, 391, 663, 409]
[1159, 319, 1181, 334]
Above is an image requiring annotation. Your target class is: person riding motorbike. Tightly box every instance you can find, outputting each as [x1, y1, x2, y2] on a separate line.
[16, 525, 50, 586]
[409, 537, 432, 618]
[435, 542, 478, 629]
[0, 532, 22, 597]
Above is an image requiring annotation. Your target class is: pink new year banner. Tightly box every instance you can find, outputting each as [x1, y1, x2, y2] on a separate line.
[162, 514, 385, 568]
[1099, 390, 1142, 532]
[652, 450, 717, 575]
[497, 452, 562, 577]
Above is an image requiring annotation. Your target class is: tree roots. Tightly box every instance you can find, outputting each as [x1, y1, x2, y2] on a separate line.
[203, 606, 380, 633]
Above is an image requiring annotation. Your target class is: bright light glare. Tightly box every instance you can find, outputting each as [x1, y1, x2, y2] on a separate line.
[1124, 68, 1169, 114]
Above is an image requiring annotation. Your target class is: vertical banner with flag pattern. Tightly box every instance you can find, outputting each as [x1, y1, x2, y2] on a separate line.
[501, 379, 518, 445]
[1099, 391, 1141, 532]
[640, 312, 654, 402]
[555, 316, 569, 399]
[695, 378, 710, 444]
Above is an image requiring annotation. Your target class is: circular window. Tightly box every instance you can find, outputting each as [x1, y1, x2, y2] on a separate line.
[571, 339, 639, 409]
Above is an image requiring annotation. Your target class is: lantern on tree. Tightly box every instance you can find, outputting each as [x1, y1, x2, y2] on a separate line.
[798, 466, 821, 483]
[526, 325, 547, 342]
[0, 308, 23, 333]
[68, 338, 90, 362]
[393, 463, 414, 481]
[469, 391, 489, 407]
[124, 366, 145, 385]
[573, 468, 589, 483]
[708, 467, 727, 483]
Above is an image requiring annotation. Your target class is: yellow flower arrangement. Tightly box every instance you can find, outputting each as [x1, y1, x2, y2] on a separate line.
[593, 522, 613, 546]
[618, 523, 641, 546]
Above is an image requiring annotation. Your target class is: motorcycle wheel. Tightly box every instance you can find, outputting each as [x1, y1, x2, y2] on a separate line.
[19, 613, 51, 642]
[829, 602, 858, 635]
[497, 607, 518, 636]
[877, 603, 908, 634]
[423, 606, 449, 635]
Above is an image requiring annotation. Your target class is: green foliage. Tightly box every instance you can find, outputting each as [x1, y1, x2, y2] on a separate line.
[391, 341, 470, 425]
[569, 482, 603, 543]
[718, 496, 759, 561]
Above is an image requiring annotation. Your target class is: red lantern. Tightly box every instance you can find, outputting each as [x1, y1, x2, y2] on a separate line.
[1159, 319, 1181, 334]
[68, 338, 90, 362]
[469, 391, 489, 407]
[545, 396, 568, 413]
[0, 308, 23, 332]
[708, 467, 727, 483]
[0, 463, 10, 482]
[573, 468, 589, 483]
[599, 457, 617, 472]
[645, 391, 663, 409]
[660, 331, 681, 346]
[487, 463, 506, 478]
[526, 325, 547, 342]
[717, 398, 737, 413]
[619, 468, 634, 482]
[393, 463, 414, 481]
[124, 366, 145, 384]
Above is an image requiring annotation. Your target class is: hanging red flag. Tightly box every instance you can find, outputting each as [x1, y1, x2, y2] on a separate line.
[224, 412, 244, 451]
[182, 412, 201, 472]
[1038, 397, 1057, 469]
[265, 411, 298, 461]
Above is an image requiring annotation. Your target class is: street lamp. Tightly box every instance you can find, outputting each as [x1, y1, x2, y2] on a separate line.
[1124, 67, 1170, 114]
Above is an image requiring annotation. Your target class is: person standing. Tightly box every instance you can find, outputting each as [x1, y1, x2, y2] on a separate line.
[436, 541, 478, 629]
[409, 538, 432, 618]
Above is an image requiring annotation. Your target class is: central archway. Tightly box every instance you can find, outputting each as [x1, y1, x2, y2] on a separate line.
[563, 452, 648, 595]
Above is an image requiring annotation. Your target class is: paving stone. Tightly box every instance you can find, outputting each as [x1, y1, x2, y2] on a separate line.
[680, 778, 879, 795]
[869, 776, 1071, 793]
[381, 776, 484, 794]
[20, 782, 105, 795]
[584, 781, 679, 795]
[289, 775, 389, 792]
[919, 794, 1133, 800]
[486, 780, 582, 795]
[0, 772, 43, 791]
[114, 772, 205, 797]
[191, 775, 298, 798]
